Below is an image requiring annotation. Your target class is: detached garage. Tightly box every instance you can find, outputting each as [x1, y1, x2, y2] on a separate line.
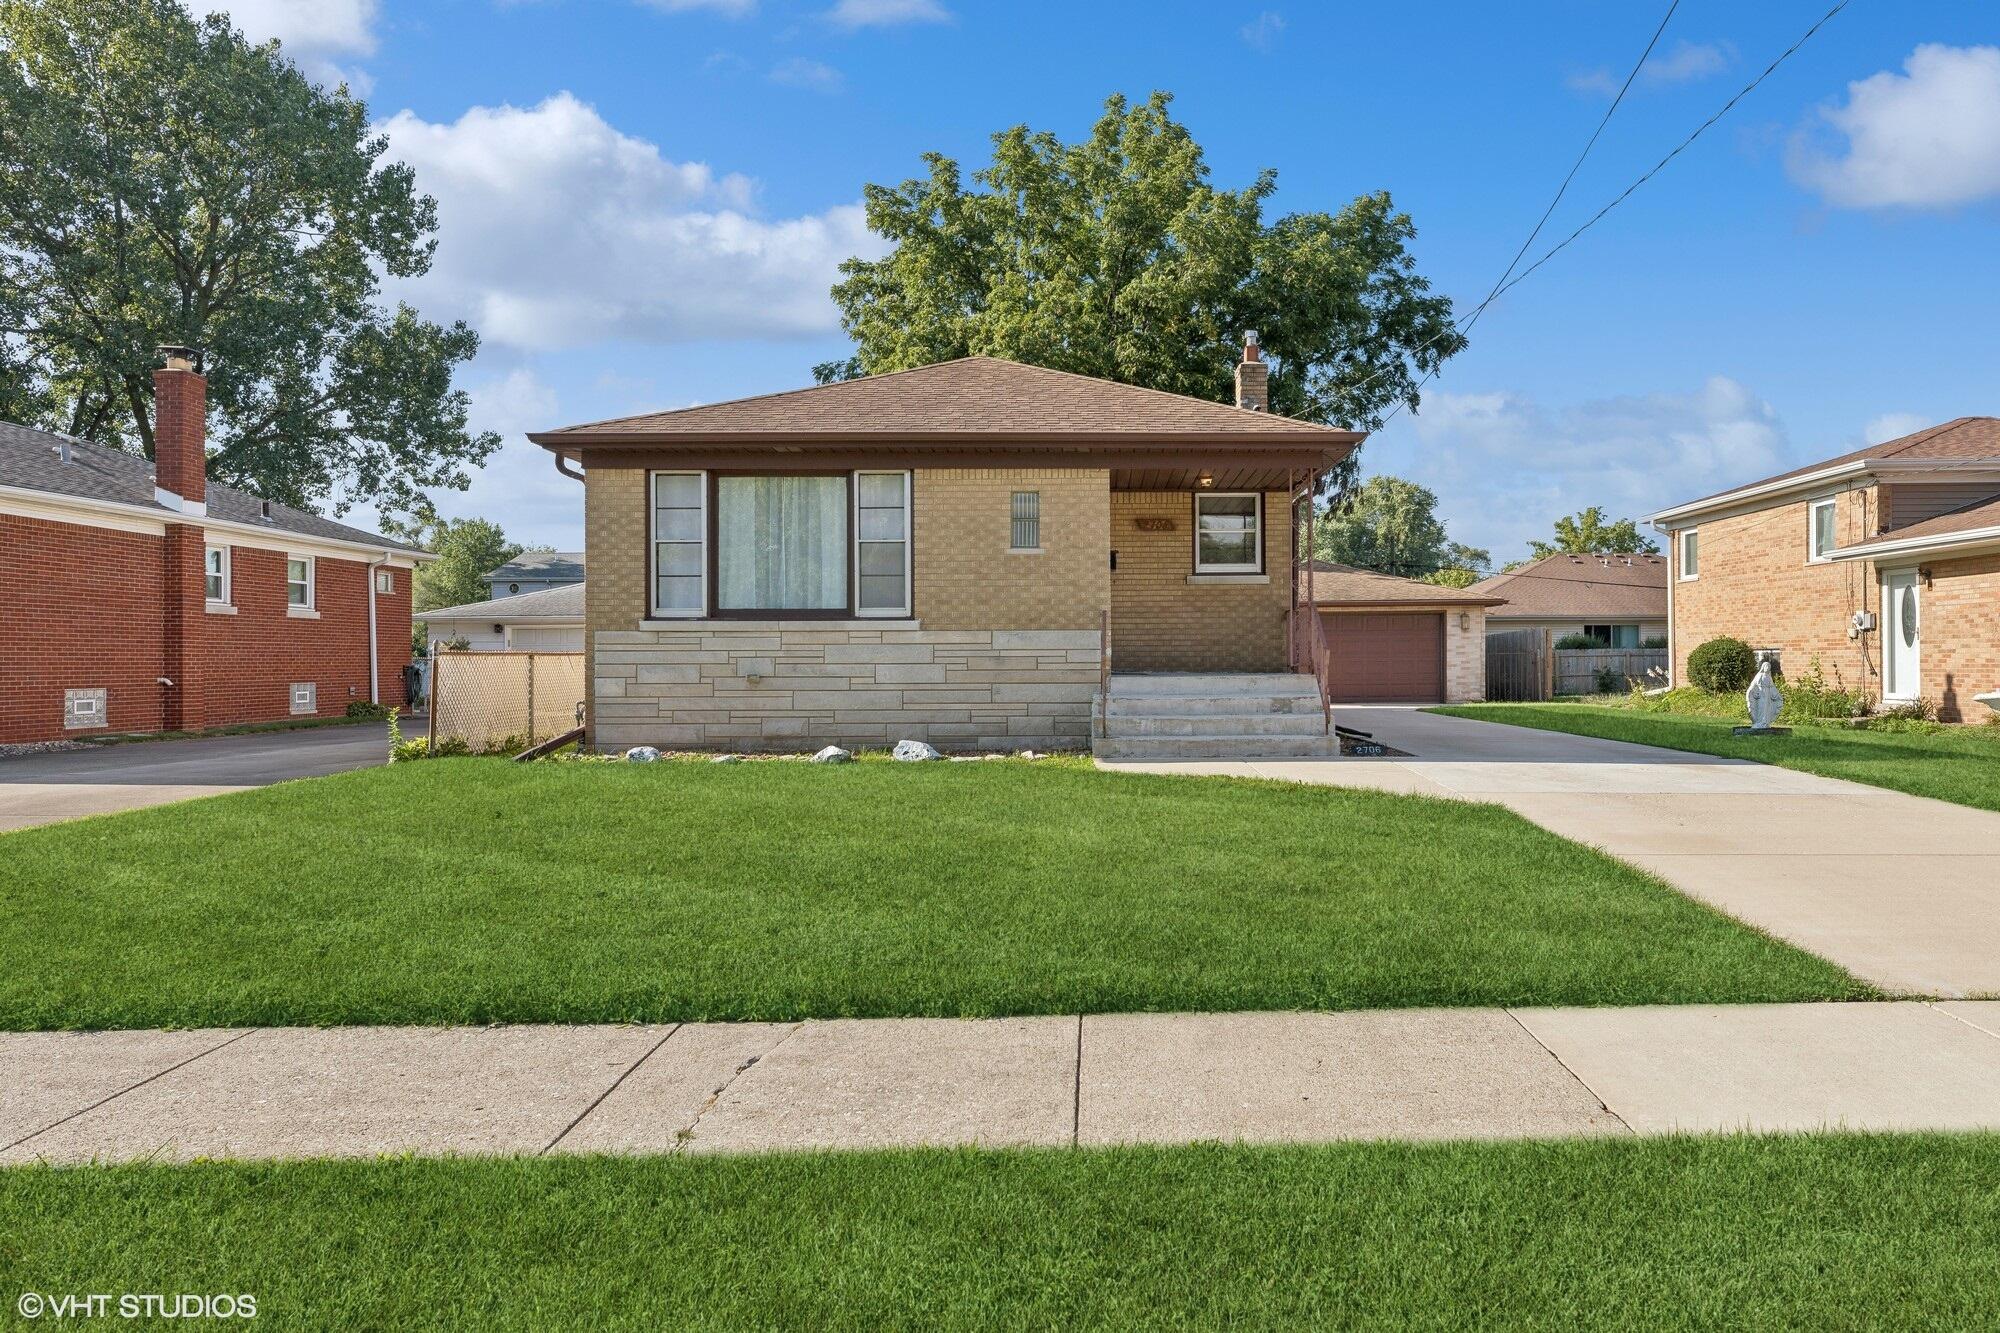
[1307, 563, 1505, 704]
[420, 583, 585, 654]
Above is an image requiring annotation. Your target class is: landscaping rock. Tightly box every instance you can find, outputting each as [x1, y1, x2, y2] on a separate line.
[810, 745, 852, 764]
[623, 746, 661, 763]
[892, 739, 942, 762]
[1020, 750, 1044, 761]
[710, 754, 743, 764]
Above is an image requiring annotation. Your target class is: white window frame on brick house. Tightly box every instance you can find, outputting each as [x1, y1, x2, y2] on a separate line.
[853, 470, 912, 618]
[1009, 490, 1042, 552]
[649, 470, 708, 618]
[286, 555, 316, 614]
[1193, 491, 1263, 574]
[1807, 497, 1838, 563]
[204, 544, 231, 605]
[375, 568, 395, 594]
[1678, 529, 1699, 581]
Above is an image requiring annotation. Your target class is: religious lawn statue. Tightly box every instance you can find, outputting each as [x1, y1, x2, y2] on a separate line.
[1734, 656, 1790, 736]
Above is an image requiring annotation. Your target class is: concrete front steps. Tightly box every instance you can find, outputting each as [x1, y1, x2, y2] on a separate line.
[1093, 672, 1339, 759]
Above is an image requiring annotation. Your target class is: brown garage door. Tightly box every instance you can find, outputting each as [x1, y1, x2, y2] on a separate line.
[1321, 611, 1445, 703]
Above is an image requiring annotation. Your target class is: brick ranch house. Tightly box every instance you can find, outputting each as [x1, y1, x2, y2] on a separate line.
[1652, 417, 2000, 721]
[529, 341, 1410, 756]
[0, 349, 430, 743]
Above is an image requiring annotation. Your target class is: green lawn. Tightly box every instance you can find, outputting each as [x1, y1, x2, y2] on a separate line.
[6, 1136, 1998, 1328]
[1433, 704, 2000, 812]
[0, 760, 1862, 1030]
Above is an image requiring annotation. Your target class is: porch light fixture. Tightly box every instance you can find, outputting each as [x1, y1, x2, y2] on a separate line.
[1197, 472, 1215, 488]
[1458, 612, 1471, 631]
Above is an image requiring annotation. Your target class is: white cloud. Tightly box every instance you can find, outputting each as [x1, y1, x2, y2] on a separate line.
[376, 93, 879, 350]
[769, 57, 844, 92]
[1378, 376, 1787, 561]
[825, 0, 949, 29]
[1240, 11, 1284, 52]
[1567, 38, 1734, 98]
[205, 0, 378, 92]
[638, 0, 757, 16]
[1788, 44, 2000, 209]
[1865, 412, 1930, 445]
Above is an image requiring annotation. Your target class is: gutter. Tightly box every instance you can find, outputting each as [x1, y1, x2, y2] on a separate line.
[1651, 458, 2000, 528]
[1827, 524, 2000, 563]
[366, 551, 392, 706]
[0, 482, 437, 564]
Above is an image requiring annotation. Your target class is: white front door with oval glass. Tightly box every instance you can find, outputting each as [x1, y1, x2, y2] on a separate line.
[1882, 569, 1921, 701]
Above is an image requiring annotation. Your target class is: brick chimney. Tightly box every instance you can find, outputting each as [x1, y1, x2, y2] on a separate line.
[1234, 330, 1268, 412]
[153, 345, 206, 513]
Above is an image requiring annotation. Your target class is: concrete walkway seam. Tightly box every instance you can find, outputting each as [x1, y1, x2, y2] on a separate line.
[2, 1028, 258, 1153]
[541, 1023, 683, 1156]
[1502, 1008, 1634, 1137]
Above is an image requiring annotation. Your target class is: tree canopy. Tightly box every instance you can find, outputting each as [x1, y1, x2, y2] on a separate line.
[389, 512, 532, 614]
[0, 0, 495, 516]
[1312, 475, 1489, 580]
[817, 92, 1466, 491]
[1527, 507, 1661, 559]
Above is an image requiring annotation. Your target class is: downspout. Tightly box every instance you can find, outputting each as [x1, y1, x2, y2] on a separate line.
[367, 551, 391, 706]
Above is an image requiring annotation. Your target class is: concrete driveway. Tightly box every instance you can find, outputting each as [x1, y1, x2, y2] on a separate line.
[1099, 707, 2000, 998]
[0, 722, 393, 832]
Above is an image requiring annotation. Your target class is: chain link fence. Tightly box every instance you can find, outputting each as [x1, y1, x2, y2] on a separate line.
[428, 652, 585, 753]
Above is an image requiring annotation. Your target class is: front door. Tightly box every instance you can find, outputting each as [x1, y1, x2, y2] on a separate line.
[1882, 569, 1921, 701]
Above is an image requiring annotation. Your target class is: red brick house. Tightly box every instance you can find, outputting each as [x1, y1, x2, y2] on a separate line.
[1652, 418, 2000, 721]
[0, 349, 431, 743]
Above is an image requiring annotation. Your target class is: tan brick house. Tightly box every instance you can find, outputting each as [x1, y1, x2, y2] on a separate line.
[1652, 418, 2000, 721]
[529, 343, 1373, 755]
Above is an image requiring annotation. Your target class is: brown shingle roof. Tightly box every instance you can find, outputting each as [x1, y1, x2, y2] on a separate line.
[1664, 417, 2000, 516]
[1305, 561, 1507, 607]
[530, 356, 1363, 447]
[1836, 491, 2000, 556]
[1469, 553, 1668, 620]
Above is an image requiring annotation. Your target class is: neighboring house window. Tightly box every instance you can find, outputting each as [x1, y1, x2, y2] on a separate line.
[1808, 498, 1837, 562]
[651, 472, 706, 617]
[1678, 529, 1699, 580]
[286, 556, 314, 607]
[376, 569, 395, 594]
[855, 471, 911, 617]
[1583, 624, 1641, 649]
[204, 545, 230, 603]
[1010, 491, 1041, 550]
[1194, 492, 1261, 573]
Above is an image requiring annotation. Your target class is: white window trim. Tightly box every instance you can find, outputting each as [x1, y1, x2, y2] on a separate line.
[1678, 529, 1699, 581]
[648, 470, 708, 619]
[854, 469, 913, 619]
[1807, 497, 1837, 564]
[204, 544, 232, 607]
[1193, 491, 1263, 574]
[285, 554, 315, 614]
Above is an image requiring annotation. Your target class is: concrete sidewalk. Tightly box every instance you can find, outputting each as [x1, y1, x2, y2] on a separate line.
[1100, 707, 2000, 997]
[6, 1002, 2000, 1164]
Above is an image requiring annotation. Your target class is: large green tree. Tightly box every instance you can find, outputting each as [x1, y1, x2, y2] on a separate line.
[1527, 507, 1661, 559]
[817, 92, 1465, 490]
[0, 0, 495, 516]
[1312, 475, 1488, 579]
[386, 510, 536, 614]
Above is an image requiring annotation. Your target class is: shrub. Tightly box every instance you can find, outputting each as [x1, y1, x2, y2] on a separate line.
[1555, 633, 1607, 650]
[1593, 666, 1623, 693]
[390, 737, 430, 763]
[1870, 698, 1938, 723]
[1687, 637, 1757, 692]
[1640, 636, 1668, 650]
[1778, 657, 1868, 723]
[345, 700, 390, 720]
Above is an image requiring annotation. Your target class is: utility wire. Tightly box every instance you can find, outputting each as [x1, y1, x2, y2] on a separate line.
[1359, 0, 1855, 429]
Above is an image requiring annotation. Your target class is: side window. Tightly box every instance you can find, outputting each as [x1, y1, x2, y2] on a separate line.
[1678, 529, 1699, 580]
[1010, 491, 1041, 550]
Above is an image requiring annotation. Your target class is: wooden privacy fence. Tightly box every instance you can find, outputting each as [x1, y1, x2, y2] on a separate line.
[1554, 648, 1668, 697]
[1487, 631, 1670, 701]
[429, 651, 586, 753]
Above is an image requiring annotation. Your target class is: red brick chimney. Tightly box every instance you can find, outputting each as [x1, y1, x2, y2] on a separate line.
[153, 345, 206, 510]
[1234, 330, 1268, 411]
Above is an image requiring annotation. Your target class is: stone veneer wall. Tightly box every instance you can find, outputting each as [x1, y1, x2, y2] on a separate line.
[591, 623, 1100, 753]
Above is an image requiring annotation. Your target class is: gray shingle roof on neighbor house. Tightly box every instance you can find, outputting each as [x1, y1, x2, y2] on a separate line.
[483, 550, 585, 582]
[1469, 552, 1668, 621]
[1304, 561, 1508, 607]
[0, 418, 423, 552]
[422, 582, 585, 622]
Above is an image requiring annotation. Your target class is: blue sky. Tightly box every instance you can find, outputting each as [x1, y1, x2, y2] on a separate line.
[219, 0, 2000, 563]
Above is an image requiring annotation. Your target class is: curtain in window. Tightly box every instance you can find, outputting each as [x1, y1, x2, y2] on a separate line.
[717, 476, 848, 610]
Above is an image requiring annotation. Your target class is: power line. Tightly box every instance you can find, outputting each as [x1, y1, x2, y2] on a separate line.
[1361, 0, 1855, 429]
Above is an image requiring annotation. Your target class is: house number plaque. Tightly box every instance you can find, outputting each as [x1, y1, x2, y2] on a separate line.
[1134, 517, 1176, 532]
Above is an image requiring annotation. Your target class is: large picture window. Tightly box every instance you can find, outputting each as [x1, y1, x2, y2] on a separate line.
[716, 475, 849, 612]
[855, 472, 910, 616]
[652, 472, 705, 616]
[1194, 492, 1261, 573]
